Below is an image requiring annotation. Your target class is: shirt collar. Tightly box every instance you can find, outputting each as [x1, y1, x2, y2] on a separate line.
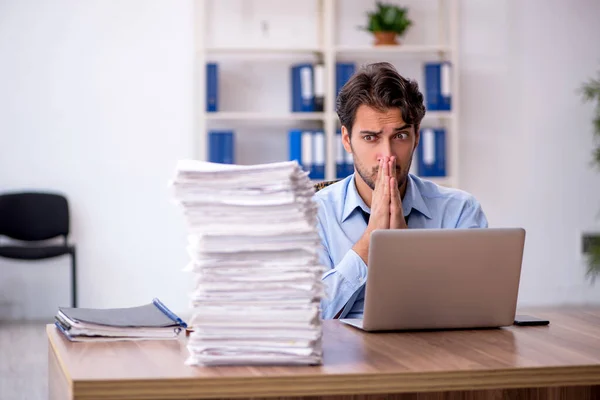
[342, 175, 370, 223]
[341, 174, 432, 222]
[402, 174, 433, 219]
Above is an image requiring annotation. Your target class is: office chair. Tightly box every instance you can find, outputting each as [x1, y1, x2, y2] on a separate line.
[314, 180, 340, 192]
[0, 192, 77, 308]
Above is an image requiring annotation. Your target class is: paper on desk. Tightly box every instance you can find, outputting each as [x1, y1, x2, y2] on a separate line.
[186, 353, 322, 366]
[186, 247, 319, 263]
[191, 326, 321, 340]
[170, 159, 325, 366]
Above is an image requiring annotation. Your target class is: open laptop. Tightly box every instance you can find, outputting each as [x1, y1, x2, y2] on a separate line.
[340, 228, 526, 332]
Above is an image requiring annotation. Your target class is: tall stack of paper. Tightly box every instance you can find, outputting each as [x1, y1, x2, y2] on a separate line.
[170, 160, 325, 366]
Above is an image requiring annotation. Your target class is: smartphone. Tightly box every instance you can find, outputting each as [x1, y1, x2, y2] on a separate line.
[514, 315, 550, 326]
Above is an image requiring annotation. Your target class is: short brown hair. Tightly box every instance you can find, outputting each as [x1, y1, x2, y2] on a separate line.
[336, 62, 426, 136]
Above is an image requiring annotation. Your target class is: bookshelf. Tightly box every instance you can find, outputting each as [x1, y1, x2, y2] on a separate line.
[194, 0, 459, 187]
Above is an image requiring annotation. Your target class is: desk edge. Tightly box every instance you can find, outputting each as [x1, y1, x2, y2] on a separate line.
[72, 365, 600, 399]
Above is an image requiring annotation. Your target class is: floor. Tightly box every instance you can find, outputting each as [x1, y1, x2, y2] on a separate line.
[0, 321, 49, 400]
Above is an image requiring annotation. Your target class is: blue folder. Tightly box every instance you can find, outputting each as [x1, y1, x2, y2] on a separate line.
[424, 62, 451, 111]
[206, 63, 218, 112]
[417, 128, 446, 177]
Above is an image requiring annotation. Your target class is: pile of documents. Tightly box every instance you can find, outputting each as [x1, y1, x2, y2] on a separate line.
[170, 160, 325, 366]
[54, 299, 188, 342]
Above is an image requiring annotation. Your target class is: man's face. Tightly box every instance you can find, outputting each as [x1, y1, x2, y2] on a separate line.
[342, 104, 419, 191]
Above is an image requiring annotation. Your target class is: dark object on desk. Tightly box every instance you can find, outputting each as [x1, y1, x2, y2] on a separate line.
[0, 191, 77, 307]
[514, 314, 550, 326]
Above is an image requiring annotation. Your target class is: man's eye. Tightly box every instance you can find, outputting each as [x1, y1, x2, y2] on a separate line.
[363, 135, 375, 141]
[395, 133, 408, 140]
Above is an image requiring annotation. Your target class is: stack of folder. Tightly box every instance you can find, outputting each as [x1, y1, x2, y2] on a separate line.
[170, 159, 325, 366]
[54, 298, 188, 342]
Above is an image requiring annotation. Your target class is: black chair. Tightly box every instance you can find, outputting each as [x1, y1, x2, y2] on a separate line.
[0, 192, 77, 308]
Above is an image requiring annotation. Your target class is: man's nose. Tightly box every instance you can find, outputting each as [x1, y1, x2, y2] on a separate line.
[379, 141, 393, 158]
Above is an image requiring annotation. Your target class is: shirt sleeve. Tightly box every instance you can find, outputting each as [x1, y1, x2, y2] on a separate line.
[456, 196, 489, 228]
[315, 204, 367, 319]
[319, 248, 367, 319]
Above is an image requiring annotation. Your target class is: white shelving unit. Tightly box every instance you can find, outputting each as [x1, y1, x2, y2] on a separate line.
[194, 0, 460, 187]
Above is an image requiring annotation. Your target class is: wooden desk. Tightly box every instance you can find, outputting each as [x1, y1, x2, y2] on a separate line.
[48, 307, 600, 400]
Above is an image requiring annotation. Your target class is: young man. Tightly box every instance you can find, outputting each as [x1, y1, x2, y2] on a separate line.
[315, 62, 488, 320]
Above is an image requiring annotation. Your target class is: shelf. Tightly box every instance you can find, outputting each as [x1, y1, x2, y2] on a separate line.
[204, 45, 450, 57]
[204, 47, 324, 55]
[335, 45, 452, 55]
[328, 112, 454, 123]
[423, 111, 454, 120]
[205, 111, 452, 125]
[206, 112, 327, 121]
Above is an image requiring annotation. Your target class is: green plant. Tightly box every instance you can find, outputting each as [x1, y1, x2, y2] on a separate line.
[361, 2, 413, 36]
[580, 70, 600, 281]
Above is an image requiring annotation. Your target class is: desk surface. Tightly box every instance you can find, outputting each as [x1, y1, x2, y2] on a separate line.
[47, 307, 600, 399]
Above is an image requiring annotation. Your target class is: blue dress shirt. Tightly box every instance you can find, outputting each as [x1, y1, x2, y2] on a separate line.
[314, 173, 488, 320]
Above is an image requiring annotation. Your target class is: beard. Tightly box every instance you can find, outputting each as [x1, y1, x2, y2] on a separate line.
[354, 154, 411, 191]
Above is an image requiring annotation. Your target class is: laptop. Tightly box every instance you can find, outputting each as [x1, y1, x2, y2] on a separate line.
[340, 228, 526, 332]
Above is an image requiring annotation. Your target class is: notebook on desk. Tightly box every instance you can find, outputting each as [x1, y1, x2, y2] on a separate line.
[55, 298, 188, 342]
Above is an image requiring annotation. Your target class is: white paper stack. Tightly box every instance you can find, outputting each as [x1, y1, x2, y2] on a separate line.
[170, 159, 325, 366]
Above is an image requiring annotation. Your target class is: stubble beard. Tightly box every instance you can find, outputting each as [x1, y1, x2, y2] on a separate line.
[354, 153, 412, 192]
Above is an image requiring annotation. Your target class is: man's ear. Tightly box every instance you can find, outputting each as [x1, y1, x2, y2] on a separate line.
[341, 125, 352, 153]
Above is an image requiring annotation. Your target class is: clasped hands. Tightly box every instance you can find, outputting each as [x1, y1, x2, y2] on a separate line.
[352, 156, 407, 265]
[366, 156, 407, 233]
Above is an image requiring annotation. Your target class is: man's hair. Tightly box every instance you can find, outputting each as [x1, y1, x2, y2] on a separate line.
[336, 62, 426, 136]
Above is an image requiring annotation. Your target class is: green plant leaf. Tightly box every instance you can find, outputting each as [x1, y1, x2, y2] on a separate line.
[594, 114, 600, 138]
[383, 7, 397, 25]
[594, 146, 600, 168]
[359, 2, 413, 35]
[585, 239, 600, 283]
[580, 68, 600, 284]
[581, 78, 600, 102]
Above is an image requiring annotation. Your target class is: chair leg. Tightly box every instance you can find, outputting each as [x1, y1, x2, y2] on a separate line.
[71, 248, 77, 308]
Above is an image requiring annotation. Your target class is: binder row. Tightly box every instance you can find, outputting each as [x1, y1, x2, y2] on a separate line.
[290, 62, 356, 112]
[208, 127, 446, 178]
[288, 130, 354, 181]
[206, 61, 452, 114]
[207, 59, 450, 178]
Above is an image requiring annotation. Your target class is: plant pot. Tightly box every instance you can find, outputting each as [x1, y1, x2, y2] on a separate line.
[373, 31, 398, 46]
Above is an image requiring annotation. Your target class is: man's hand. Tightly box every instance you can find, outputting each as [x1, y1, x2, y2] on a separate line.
[352, 157, 391, 263]
[389, 156, 407, 229]
[366, 156, 391, 233]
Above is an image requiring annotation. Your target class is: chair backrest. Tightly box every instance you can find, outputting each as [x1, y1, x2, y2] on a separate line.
[314, 180, 340, 192]
[0, 192, 70, 241]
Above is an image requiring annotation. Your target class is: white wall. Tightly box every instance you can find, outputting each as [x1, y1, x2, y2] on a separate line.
[460, 0, 600, 305]
[0, 0, 195, 319]
[1, 0, 599, 320]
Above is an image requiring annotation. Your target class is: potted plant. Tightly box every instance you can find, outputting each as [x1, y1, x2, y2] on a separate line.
[580, 69, 600, 281]
[361, 2, 413, 46]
